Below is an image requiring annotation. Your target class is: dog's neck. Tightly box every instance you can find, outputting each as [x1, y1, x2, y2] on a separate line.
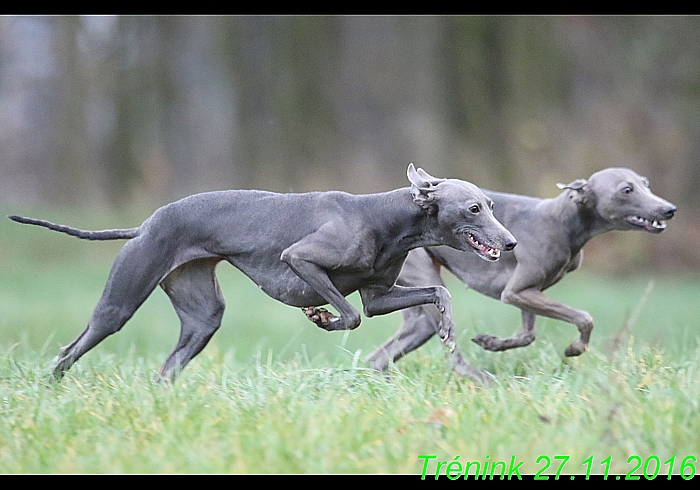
[553, 190, 613, 254]
[365, 188, 448, 265]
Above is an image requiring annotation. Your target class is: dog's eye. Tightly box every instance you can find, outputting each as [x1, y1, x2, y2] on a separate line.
[469, 204, 480, 214]
[621, 186, 633, 195]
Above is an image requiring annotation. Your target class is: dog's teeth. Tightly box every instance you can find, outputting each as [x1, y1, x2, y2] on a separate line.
[627, 215, 666, 230]
[467, 233, 501, 260]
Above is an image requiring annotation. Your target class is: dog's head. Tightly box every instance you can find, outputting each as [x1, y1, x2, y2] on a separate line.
[557, 167, 676, 234]
[407, 163, 516, 261]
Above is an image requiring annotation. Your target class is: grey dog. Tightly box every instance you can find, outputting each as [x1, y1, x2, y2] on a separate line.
[366, 167, 676, 381]
[9, 164, 516, 381]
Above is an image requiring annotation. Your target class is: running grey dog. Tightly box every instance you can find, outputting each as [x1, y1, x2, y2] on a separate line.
[366, 167, 676, 380]
[9, 164, 516, 382]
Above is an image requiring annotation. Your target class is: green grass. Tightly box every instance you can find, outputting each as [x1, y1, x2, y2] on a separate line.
[1, 208, 699, 474]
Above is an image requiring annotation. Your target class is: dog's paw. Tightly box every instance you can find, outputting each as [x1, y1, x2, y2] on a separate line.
[441, 338, 456, 354]
[452, 355, 495, 386]
[471, 334, 504, 351]
[438, 327, 456, 353]
[302, 307, 337, 327]
[564, 339, 587, 357]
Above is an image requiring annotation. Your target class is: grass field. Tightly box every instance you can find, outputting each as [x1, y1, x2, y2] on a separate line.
[1, 208, 699, 475]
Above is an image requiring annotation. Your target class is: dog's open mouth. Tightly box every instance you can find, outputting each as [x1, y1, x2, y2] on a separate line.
[465, 232, 501, 261]
[624, 215, 667, 233]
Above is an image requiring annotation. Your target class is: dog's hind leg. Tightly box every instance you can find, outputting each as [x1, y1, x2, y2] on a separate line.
[52, 236, 173, 380]
[365, 303, 491, 383]
[157, 258, 225, 381]
[365, 248, 449, 369]
[364, 249, 490, 383]
[365, 302, 440, 371]
[364, 248, 445, 367]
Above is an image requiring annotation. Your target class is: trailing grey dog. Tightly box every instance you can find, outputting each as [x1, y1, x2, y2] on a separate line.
[366, 167, 676, 381]
[9, 164, 516, 382]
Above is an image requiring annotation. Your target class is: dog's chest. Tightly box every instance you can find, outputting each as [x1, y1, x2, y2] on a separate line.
[541, 254, 580, 290]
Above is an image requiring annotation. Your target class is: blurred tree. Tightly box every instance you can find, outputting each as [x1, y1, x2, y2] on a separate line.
[54, 16, 91, 204]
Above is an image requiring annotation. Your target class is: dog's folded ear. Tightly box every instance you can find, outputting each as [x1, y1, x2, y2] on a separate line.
[556, 178, 591, 206]
[556, 179, 587, 191]
[407, 163, 445, 188]
[407, 163, 446, 213]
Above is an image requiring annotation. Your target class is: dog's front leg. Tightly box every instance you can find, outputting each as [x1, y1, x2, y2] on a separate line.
[472, 262, 592, 357]
[287, 258, 362, 332]
[360, 285, 456, 353]
[472, 309, 537, 352]
[500, 287, 593, 357]
[280, 245, 362, 332]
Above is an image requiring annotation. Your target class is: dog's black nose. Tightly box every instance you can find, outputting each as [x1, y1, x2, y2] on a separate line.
[662, 204, 676, 219]
[503, 238, 517, 251]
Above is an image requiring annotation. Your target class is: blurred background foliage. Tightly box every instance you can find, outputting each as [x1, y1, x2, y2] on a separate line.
[1, 15, 698, 274]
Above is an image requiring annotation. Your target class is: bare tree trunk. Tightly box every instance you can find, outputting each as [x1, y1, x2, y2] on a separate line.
[53, 16, 91, 204]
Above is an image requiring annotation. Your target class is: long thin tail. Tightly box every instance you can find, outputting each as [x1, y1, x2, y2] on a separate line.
[8, 215, 140, 241]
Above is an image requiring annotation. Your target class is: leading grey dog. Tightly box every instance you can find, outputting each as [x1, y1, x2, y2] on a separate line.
[366, 167, 676, 381]
[9, 164, 516, 382]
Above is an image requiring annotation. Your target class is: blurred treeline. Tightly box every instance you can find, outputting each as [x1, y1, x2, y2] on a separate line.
[1, 15, 699, 274]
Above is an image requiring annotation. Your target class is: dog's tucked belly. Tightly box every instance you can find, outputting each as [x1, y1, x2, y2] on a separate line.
[227, 256, 380, 308]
